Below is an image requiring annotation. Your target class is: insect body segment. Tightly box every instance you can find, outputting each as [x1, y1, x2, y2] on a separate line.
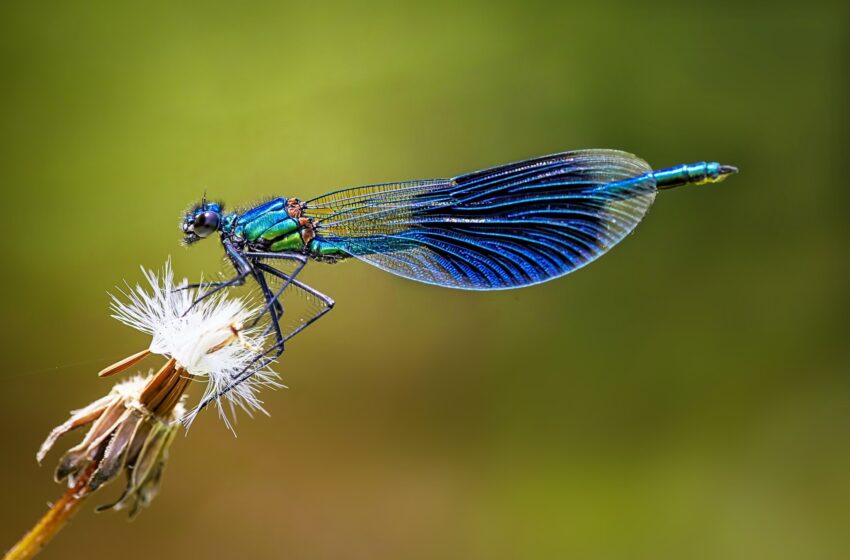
[308, 238, 347, 258]
[654, 161, 736, 190]
[230, 198, 318, 253]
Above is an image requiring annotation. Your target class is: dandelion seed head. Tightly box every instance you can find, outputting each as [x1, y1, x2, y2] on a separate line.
[109, 259, 281, 429]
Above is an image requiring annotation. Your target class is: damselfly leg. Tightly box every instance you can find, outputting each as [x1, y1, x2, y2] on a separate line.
[184, 253, 334, 420]
[252, 260, 335, 342]
[185, 336, 286, 424]
[180, 238, 263, 314]
[243, 252, 309, 330]
[251, 267, 285, 349]
[180, 272, 249, 305]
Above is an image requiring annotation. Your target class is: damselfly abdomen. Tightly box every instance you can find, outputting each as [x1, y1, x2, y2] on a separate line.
[181, 149, 736, 410]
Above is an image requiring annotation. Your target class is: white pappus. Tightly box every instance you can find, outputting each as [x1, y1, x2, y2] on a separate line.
[110, 259, 282, 430]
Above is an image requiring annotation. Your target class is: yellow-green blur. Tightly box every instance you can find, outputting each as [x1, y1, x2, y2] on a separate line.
[0, 2, 847, 559]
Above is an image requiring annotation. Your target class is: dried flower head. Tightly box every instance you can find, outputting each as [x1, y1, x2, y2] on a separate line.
[36, 261, 280, 511]
[37, 370, 185, 517]
[5, 262, 282, 559]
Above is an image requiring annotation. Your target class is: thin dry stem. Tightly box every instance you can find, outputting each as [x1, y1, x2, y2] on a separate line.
[3, 462, 97, 560]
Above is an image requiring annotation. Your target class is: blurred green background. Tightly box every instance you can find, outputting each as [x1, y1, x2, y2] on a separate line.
[1, 1, 848, 559]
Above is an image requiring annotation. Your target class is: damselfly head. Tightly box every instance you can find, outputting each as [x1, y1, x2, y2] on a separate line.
[182, 200, 223, 245]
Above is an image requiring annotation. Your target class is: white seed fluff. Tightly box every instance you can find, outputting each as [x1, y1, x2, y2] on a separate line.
[110, 259, 281, 431]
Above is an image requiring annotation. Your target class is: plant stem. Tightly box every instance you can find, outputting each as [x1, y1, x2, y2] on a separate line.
[3, 463, 97, 560]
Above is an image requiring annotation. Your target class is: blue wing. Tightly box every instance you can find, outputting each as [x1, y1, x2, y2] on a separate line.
[305, 149, 657, 290]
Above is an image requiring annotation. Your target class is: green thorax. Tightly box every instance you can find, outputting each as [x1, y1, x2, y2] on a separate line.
[233, 204, 304, 251]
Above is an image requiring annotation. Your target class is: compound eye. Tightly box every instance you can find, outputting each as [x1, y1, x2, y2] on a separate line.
[193, 211, 220, 237]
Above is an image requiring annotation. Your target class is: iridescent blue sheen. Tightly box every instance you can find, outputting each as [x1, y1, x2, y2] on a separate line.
[303, 149, 734, 290]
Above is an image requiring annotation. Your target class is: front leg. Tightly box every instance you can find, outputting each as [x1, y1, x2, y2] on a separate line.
[244, 253, 308, 329]
[251, 267, 285, 351]
[183, 238, 252, 315]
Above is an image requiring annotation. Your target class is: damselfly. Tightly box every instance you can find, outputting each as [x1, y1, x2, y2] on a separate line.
[181, 149, 736, 411]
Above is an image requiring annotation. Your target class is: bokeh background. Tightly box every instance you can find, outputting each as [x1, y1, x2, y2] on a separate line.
[1, 1, 848, 559]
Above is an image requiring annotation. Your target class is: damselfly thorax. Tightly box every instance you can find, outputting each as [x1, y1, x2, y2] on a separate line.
[222, 197, 316, 253]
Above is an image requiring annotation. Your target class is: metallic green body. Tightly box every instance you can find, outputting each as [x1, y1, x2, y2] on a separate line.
[260, 218, 299, 241]
[235, 210, 297, 242]
[270, 231, 306, 252]
[222, 197, 349, 258]
[309, 239, 345, 257]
